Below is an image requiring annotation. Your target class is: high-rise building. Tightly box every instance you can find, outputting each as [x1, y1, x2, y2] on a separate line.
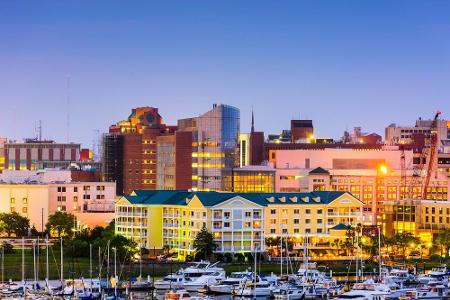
[385, 118, 449, 145]
[177, 104, 240, 191]
[102, 107, 176, 195]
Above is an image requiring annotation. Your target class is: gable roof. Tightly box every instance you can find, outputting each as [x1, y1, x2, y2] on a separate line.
[120, 190, 354, 207]
[330, 223, 350, 230]
[309, 167, 330, 175]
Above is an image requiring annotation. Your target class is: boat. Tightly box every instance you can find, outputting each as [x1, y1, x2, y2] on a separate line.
[154, 273, 186, 290]
[385, 268, 416, 286]
[182, 271, 225, 292]
[208, 271, 252, 294]
[232, 280, 275, 297]
[338, 279, 393, 300]
[415, 284, 449, 299]
[164, 289, 191, 299]
[418, 265, 448, 285]
[273, 284, 306, 300]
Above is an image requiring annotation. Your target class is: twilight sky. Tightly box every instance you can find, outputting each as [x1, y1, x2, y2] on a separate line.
[1, 1, 450, 147]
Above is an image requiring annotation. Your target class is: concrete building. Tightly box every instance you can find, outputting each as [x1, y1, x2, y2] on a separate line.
[4, 139, 80, 171]
[0, 169, 116, 230]
[291, 120, 314, 143]
[115, 190, 362, 260]
[385, 118, 450, 145]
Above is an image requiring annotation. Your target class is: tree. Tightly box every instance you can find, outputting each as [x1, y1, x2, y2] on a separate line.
[0, 212, 30, 237]
[388, 232, 420, 258]
[46, 211, 76, 238]
[435, 229, 450, 258]
[193, 226, 217, 261]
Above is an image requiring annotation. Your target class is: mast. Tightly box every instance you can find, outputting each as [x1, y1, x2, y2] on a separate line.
[60, 237, 64, 287]
[106, 242, 110, 289]
[1, 243, 4, 282]
[139, 207, 143, 279]
[33, 240, 37, 284]
[46, 236, 49, 282]
[114, 247, 117, 297]
[378, 226, 382, 280]
[22, 237, 25, 296]
[280, 232, 283, 278]
[90, 244, 93, 293]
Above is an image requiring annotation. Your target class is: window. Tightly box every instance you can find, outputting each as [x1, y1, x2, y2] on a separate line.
[22, 198, 27, 204]
[294, 209, 299, 214]
[83, 194, 90, 200]
[10, 198, 15, 204]
[96, 185, 105, 191]
[317, 209, 323, 214]
[305, 219, 310, 224]
[305, 229, 311, 234]
[317, 228, 323, 234]
[22, 207, 27, 213]
[305, 209, 311, 214]
[270, 228, 276, 234]
[224, 222, 230, 228]
[61, 206, 66, 211]
[73, 196, 78, 202]
[270, 219, 276, 224]
[83, 186, 90, 191]
[57, 186, 66, 193]
[74, 187, 78, 192]
[10, 207, 15, 212]
[245, 211, 251, 217]
[294, 228, 300, 233]
[224, 212, 231, 218]
[282, 228, 288, 234]
[294, 219, 299, 224]
[96, 195, 105, 199]
[317, 219, 323, 224]
[270, 209, 276, 215]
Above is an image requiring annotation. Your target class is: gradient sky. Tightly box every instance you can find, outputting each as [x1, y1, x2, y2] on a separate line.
[1, 1, 450, 148]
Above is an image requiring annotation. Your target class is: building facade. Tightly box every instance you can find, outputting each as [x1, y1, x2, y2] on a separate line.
[232, 165, 275, 193]
[4, 140, 80, 171]
[115, 190, 362, 260]
[102, 107, 176, 195]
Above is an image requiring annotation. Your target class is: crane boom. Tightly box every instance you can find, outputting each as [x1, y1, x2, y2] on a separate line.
[422, 111, 441, 199]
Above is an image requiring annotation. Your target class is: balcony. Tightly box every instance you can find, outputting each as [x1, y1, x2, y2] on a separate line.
[326, 212, 361, 217]
[163, 213, 180, 218]
[163, 223, 179, 228]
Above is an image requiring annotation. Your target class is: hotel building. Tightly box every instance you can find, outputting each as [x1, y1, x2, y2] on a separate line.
[115, 190, 363, 260]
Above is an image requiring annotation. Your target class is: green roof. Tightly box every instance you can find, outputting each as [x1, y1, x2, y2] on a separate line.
[330, 223, 350, 230]
[121, 190, 352, 207]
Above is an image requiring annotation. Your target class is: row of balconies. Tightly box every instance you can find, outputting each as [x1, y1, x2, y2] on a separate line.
[116, 212, 148, 217]
[212, 215, 262, 220]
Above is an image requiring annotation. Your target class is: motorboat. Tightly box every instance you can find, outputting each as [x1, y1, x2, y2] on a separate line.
[415, 284, 449, 299]
[338, 279, 393, 300]
[208, 271, 252, 294]
[273, 284, 306, 300]
[418, 266, 448, 285]
[232, 280, 275, 297]
[386, 268, 416, 285]
[182, 271, 225, 292]
[154, 273, 185, 290]
[165, 289, 191, 300]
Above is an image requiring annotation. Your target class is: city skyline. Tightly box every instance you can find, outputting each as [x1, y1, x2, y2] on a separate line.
[2, 1, 450, 147]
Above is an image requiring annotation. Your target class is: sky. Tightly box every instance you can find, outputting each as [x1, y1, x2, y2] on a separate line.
[1, 1, 450, 148]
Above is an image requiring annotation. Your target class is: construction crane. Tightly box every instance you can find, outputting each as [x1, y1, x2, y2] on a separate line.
[422, 110, 441, 199]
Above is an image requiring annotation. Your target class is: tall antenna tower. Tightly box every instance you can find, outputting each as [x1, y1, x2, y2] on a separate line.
[66, 76, 71, 143]
[38, 120, 42, 141]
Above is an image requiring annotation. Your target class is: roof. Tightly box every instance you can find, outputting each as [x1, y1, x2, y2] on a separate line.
[330, 223, 350, 230]
[120, 190, 354, 207]
[309, 167, 330, 175]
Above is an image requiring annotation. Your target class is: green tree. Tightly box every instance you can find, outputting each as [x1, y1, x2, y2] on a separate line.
[0, 212, 30, 237]
[193, 226, 217, 261]
[45, 211, 76, 238]
[389, 232, 420, 258]
[435, 229, 450, 258]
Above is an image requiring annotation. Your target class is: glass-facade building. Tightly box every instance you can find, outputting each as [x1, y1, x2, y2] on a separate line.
[190, 104, 240, 191]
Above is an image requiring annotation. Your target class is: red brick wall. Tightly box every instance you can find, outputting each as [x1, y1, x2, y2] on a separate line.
[175, 131, 193, 189]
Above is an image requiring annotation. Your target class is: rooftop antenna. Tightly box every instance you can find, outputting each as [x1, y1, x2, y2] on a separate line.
[251, 107, 255, 133]
[66, 75, 71, 143]
[37, 120, 42, 141]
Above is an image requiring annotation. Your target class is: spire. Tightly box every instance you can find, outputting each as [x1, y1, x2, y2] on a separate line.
[251, 108, 255, 133]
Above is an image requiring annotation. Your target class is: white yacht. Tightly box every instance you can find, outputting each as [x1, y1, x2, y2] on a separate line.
[415, 284, 449, 299]
[182, 271, 226, 292]
[154, 273, 185, 290]
[208, 271, 252, 294]
[273, 284, 306, 300]
[338, 279, 393, 300]
[386, 268, 416, 285]
[418, 265, 448, 285]
[232, 280, 276, 297]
